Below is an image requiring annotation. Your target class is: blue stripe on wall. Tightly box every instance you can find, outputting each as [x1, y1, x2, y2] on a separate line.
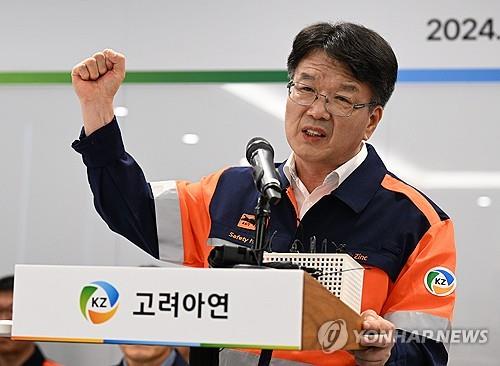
[397, 69, 500, 82]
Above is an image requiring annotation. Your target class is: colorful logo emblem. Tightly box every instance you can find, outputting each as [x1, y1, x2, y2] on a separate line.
[80, 281, 119, 324]
[424, 267, 456, 297]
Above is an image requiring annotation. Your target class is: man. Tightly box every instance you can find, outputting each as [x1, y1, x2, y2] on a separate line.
[114, 344, 188, 366]
[71, 22, 456, 365]
[0, 276, 62, 366]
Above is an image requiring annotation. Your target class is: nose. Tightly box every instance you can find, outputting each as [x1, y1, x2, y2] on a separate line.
[306, 95, 331, 120]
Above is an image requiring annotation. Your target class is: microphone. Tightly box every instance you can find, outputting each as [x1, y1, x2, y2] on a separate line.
[246, 137, 282, 204]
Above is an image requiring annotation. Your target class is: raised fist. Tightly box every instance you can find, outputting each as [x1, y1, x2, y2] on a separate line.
[71, 49, 126, 135]
[71, 49, 125, 104]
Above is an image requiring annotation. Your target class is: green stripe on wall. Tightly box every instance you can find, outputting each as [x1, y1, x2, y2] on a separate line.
[0, 70, 288, 84]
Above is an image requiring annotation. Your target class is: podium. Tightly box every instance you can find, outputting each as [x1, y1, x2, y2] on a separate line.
[9, 264, 363, 354]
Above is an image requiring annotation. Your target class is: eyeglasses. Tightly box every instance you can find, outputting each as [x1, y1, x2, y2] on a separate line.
[287, 81, 376, 117]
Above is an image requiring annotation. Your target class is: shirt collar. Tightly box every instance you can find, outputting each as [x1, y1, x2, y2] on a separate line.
[278, 143, 387, 213]
[282, 142, 368, 190]
[283, 152, 298, 183]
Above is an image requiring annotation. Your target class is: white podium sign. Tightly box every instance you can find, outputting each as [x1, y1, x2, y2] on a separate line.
[12, 265, 303, 350]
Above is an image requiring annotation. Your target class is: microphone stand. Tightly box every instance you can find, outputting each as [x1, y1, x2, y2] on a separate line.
[194, 163, 280, 366]
[253, 192, 274, 366]
[254, 194, 271, 266]
[194, 191, 275, 366]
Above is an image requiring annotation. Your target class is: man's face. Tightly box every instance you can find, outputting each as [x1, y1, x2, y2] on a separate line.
[285, 50, 383, 172]
[0, 291, 32, 354]
[120, 344, 171, 364]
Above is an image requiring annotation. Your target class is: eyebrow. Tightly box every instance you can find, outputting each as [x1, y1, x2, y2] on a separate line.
[295, 73, 360, 93]
[296, 73, 316, 82]
[338, 83, 359, 93]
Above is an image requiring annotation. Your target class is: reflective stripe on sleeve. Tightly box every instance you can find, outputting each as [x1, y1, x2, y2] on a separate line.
[150, 181, 184, 264]
[384, 310, 451, 348]
[207, 238, 244, 248]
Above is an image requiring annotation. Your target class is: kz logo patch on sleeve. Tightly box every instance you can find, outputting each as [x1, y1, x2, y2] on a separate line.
[424, 267, 456, 297]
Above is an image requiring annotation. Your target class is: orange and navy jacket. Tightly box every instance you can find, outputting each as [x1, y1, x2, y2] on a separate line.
[73, 118, 456, 366]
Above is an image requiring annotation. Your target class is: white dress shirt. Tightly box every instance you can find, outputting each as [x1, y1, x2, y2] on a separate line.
[283, 143, 368, 219]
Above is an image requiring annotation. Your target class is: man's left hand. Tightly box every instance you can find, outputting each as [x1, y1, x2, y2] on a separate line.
[353, 309, 395, 366]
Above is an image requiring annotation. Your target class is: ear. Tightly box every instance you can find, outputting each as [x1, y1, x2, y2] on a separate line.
[363, 106, 384, 141]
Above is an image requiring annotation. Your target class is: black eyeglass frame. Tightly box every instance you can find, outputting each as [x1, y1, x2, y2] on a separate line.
[286, 80, 377, 117]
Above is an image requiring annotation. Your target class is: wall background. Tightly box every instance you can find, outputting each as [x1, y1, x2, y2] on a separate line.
[1, 1, 499, 365]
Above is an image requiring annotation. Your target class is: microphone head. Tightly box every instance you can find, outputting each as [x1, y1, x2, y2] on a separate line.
[246, 137, 274, 164]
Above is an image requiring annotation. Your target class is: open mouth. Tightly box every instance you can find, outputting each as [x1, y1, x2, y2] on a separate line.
[302, 127, 326, 138]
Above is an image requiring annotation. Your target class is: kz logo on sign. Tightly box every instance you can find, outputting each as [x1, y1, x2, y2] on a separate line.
[317, 319, 348, 353]
[80, 281, 120, 324]
[424, 267, 456, 297]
